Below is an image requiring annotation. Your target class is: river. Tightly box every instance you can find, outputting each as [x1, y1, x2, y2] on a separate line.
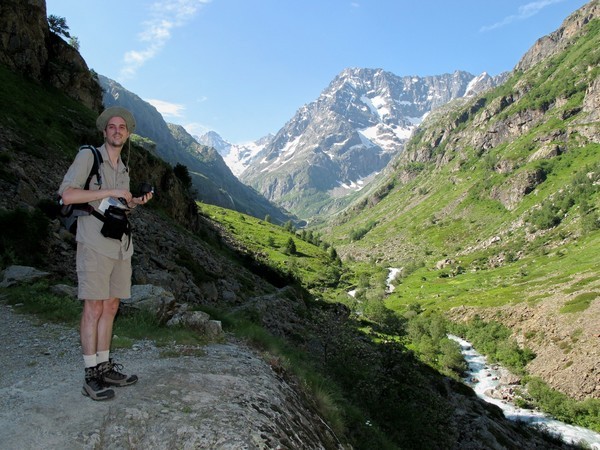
[448, 334, 600, 449]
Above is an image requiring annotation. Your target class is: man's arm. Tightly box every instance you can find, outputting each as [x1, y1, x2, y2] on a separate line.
[61, 187, 133, 206]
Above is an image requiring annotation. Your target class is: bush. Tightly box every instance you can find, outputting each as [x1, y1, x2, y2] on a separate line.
[0, 208, 50, 269]
[455, 316, 535, 375]
[173, 163, 192, 190]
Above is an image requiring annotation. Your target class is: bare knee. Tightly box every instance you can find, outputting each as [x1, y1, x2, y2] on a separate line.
[82, 300, 105, 322]
[103, 298, 121, 317]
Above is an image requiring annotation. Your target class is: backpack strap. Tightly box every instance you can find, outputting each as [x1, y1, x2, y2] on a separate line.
[79, 145, 103, 190]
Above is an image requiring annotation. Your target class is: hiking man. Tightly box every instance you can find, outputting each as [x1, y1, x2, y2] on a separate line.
[58, 106, 153, 400]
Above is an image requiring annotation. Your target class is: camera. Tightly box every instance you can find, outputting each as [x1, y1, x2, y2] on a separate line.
[138, 182, 154, 196]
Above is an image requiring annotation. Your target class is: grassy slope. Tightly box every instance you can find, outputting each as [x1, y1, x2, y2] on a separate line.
[0, 64, 97, 158]
[197, 202, 345, 294]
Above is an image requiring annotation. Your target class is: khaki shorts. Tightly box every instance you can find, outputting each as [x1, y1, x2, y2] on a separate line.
[76, 244, 132, 300]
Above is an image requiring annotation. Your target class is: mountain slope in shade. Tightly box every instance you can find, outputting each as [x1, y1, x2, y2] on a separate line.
[100, 75, 294, 225]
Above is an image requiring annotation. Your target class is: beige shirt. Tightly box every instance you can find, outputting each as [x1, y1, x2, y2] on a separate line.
[58, 144, 133, 260]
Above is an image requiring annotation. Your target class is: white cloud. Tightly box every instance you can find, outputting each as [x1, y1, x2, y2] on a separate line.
[183, 121, 212, 137]
[146, 98, 186, 117]
[119, 0, 210, 80]
[480, 0, 565, 32]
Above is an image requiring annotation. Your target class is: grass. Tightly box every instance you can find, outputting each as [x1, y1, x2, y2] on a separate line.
[0, 281, 208, 350]
[197, 203, 345, 292]
[386, 230, 600, 314]
[559, 292, 598, 314]
[0, 64, 97, 157]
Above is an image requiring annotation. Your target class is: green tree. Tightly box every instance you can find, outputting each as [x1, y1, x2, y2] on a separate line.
[283, 220, 295, 233]
[173, 163, 192, 189]
[285, 237, 297, 255]
[328, 246, 338, 261]
[48, 15, 71, 38]
[439, 339, 466, 374]
[68, 36, 80, 50]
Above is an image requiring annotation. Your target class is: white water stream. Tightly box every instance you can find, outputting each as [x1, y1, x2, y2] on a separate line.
[448, 334, 600, 449]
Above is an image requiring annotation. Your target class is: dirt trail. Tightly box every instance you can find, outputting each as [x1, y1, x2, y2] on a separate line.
[0, 302, 338, 450]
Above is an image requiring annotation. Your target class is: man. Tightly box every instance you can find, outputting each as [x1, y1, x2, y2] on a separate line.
[58, 107, 153, 401]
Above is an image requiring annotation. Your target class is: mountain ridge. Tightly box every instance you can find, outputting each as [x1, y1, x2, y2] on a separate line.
[239, 67, 506, 218]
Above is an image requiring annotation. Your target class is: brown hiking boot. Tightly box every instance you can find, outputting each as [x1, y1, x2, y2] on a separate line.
[98, 359, 138, 387]
[82, 366, 115, 401]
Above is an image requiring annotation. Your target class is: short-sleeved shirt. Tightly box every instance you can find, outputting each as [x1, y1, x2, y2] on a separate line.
[58, 144, 134, 260]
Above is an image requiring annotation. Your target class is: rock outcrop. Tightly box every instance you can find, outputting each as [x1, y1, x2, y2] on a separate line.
[0, 0, 102, 111]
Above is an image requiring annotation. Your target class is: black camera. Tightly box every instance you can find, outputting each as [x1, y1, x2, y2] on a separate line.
[138, 182, 154, 196]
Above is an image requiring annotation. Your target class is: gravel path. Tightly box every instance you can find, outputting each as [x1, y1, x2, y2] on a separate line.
[0, 302, 340, 450]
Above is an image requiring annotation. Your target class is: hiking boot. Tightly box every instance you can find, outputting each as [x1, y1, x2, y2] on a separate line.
[82, 366, 115, 401]
[98, 359, 138, 387]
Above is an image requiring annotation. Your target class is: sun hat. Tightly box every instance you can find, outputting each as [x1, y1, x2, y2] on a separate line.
[96, 106, 136, 133]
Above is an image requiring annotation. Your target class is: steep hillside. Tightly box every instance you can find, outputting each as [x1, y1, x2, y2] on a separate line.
[322, 1, 600, 401]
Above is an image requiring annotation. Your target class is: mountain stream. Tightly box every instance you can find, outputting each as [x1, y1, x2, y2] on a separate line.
[448, 335, 600, 449]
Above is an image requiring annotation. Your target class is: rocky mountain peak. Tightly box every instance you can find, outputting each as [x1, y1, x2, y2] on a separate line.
[240, 67, 500, 218]
[197, 130, 231, 156]
[515, 0, 600, 72]
[197, 131, 274, 177]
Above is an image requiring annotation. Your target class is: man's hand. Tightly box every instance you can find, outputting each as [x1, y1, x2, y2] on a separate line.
[130, 192, 153, 206]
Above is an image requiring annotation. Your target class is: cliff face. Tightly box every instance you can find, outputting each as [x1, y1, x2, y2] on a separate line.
[515, 0, 600, 72]
[0, 0, 102, 111]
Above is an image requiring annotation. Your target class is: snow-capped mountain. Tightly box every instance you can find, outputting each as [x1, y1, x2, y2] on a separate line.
[196, 131, 274, 177]
[239, 68, 505, 218]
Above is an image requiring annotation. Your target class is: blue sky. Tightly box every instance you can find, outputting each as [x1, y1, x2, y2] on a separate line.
[46, 0, 589, 143]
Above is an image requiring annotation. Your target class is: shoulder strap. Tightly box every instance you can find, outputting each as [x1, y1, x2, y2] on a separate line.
[79, 145, 103, 190]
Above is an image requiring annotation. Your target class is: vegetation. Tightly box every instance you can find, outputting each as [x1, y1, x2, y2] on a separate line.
[47, 15, 71, 39]
[197, 203, 344, 293]
[173, 163, 193, 190]
[449, 317, 535, 375]
[1, 282, 209, 350]
[524, 377, 600, 431]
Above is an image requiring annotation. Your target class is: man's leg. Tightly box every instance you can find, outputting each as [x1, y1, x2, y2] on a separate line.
[81, 299, 104, 356]
[81, 299, 115, 400]
[96, 296, 138, 387]
[96, 297, 120, 355]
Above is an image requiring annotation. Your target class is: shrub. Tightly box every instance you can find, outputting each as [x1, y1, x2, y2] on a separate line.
[173, 163, 192, 189]
[0, 208, 50, 269]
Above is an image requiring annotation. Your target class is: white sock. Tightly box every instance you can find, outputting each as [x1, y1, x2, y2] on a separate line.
[97, 350, 110, 364]
[83, 354, 97, 368]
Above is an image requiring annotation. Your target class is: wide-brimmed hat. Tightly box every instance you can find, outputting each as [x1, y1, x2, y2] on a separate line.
[96, 106, 136, 133]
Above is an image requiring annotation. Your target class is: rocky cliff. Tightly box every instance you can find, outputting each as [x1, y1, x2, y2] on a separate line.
[515, 0, 600, 72]
[0, 0, 102, 111]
